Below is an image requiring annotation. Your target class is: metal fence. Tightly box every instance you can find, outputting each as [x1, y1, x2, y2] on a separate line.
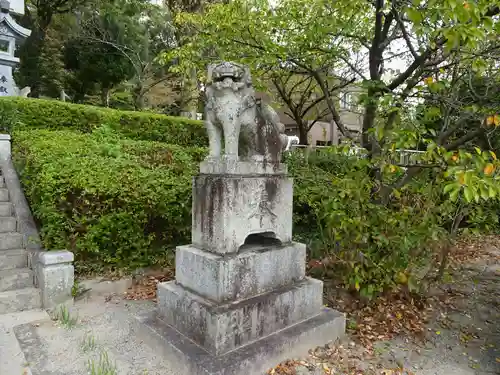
[288, 144, 425, 166]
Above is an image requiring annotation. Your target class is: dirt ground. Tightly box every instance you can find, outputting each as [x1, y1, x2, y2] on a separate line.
[268, 237, 500, 375]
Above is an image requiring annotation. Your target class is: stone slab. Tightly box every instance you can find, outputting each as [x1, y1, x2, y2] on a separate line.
[0, 287, 41, 314]
[0, 249, 27, 270]
[0, 232, 23, 250]
[0, 309, 49, 375]
[0, 267, 33, 292]
[192, 174, 293, 254]
[157, 278, 323, 355]
[133, 307, 345, 375]
[200, 159, 288, 175]
[0, 188, 9, 201]
[36, 250, 74, 265]
[175, 242, 306, 303]
[11, 298, 178, 375]
[0, 216, 16, 232]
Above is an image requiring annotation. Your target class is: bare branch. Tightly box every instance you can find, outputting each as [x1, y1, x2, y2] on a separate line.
[393, 8, 418, 59]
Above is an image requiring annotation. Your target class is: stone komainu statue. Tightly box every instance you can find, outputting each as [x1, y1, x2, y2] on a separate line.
[204, 62, 289, 162]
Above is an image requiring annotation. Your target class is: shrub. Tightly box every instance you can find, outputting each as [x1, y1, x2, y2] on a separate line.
[13, 127, 499, 287]
[286, 148, 489, 298]
[0, 97, 207, 146]
[13, 127, 207, 272]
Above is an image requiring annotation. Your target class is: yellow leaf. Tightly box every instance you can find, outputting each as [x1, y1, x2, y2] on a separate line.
[486, 115, 500, 126]
[458, 173, 465, 185]
[484, 163, 495, 175]
[355, 281, 360, 291]
[396, 272, 407, 284]
[496, 357, 500, 363]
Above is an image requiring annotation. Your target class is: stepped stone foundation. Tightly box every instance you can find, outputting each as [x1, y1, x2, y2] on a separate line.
[134, 62, 345, 375]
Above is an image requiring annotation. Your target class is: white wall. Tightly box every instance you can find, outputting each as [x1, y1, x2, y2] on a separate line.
[8, 0, 24, 16]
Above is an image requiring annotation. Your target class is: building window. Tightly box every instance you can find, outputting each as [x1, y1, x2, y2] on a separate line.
[316, 140, 332, 146]
[284, 124, 298, 135]
[0, 39, 9, 53]
[340, 92, 352, 110]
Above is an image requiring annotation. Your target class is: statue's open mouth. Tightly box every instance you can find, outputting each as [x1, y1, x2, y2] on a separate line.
[212, 73, 241, 83]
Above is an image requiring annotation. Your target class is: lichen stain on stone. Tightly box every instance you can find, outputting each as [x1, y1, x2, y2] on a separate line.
[264, 178, 278, 203]
[232, 256, 258, 301]
[197, 176, 225, 242]
[255, 110, 267, 157]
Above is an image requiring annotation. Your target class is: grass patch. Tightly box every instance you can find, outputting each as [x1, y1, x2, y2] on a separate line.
[87, 351, 118, 375]
[81, 333, 98, 352]
[54, 305, 78, 329]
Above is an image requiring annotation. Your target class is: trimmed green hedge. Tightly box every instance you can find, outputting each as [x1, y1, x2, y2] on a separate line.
[13, 127, 207, 271]
[0, 97, 207, 146]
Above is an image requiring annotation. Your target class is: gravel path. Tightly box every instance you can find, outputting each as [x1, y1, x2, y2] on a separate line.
[283, 244, 500, 375]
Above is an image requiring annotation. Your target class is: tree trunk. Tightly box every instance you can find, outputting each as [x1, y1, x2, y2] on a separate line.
[101, 87, 110, 107]
[133, 81, 145, 110]
[134, 94, 145, 110]
[180, 68, 198, 117]
[361, 88, 378, 150]
[298, 122, 309, 145]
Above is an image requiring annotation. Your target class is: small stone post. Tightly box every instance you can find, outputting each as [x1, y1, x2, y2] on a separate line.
[0, 133, 11, 159]
[35, 251, 75, 310]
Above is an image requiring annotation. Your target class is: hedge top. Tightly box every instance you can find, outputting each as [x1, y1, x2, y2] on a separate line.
[0, 97, 207, 147]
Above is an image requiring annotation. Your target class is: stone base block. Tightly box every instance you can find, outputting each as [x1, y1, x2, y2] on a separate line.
[192, 174, 293, 254]
[133, 307, 345, 375]
[175, 242, 306, 303]
[200, 159, 287, 175]
[157, 278, 323, 355]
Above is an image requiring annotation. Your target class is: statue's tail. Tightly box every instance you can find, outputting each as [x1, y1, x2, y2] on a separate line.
[256, 99, 289, 152]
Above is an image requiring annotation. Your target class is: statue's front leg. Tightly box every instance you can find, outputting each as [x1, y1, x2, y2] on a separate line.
[223, 119, 240, 160]
[205, 118, 222, 159]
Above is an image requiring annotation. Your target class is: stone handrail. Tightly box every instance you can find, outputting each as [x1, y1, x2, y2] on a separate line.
[0, 135, 74, 310]
[0, 151, 43, 263]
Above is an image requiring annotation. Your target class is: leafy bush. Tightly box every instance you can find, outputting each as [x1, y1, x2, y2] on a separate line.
[13, 127, 499, 288]
[13, 127, 207, 272]
[287, 147, 500, 298]
[0, 97, 206, 146]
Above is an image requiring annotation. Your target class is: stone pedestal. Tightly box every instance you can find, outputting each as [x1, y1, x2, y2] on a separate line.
[135, 160, 345, 375]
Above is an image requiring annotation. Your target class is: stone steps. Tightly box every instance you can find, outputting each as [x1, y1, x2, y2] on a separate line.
[0, 287, 41, 314]
[0, 172, 41, 313]
[0, 202, 12, 216]
[0, 188, 9, 202]
[0, 249, 28, 270]
[0, 232, 23, 250]
[0, 268, 34, 292]
[0, 217, 17, 232]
